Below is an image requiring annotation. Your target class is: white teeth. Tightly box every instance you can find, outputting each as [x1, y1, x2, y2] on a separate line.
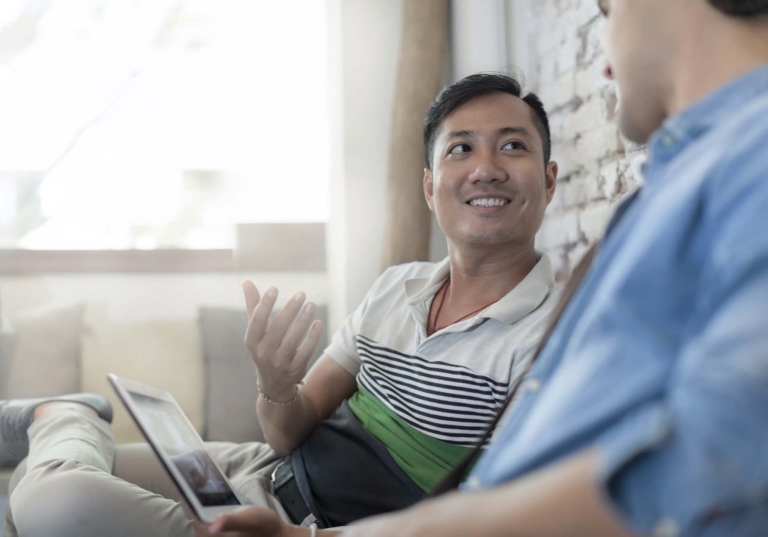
[470, 198, 508, 207]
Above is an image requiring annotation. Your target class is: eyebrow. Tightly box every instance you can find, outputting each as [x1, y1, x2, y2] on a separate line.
[445, 126, 534, 140]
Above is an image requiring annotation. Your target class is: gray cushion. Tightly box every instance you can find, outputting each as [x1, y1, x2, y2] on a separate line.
[0, 331, 14, 400]
[4, 303, 84, 399]
[199, 305, 328, 443]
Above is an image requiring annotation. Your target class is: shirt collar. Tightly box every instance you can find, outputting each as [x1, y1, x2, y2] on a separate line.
[404, 253, 556, 326]
[645, 63, 768, 183]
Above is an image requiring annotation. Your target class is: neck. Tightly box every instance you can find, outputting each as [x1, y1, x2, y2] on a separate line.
[444, 240, 538, 308]
[669, 10, 768, 116]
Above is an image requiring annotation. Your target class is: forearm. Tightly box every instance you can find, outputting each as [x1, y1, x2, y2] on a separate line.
[257, 388, 320, 456]
[343, 449, 636, 537]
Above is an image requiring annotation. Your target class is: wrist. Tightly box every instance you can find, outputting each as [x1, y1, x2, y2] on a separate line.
[257, 381, 301, 405]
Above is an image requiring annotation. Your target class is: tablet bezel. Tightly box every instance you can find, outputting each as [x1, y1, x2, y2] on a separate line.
[107, 373, 247, 522]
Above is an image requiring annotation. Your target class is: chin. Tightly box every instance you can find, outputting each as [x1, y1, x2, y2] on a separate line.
[618, 110, 655, 144]
[617, 93, 668, 144]
[460, 228, 516, 247]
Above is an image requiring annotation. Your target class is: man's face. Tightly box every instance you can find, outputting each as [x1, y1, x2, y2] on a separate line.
[599, 0, 676, 142]
[424, 92, 557, 251]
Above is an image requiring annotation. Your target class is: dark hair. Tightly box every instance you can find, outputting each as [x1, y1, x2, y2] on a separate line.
[423, 73, 551, 169]
[707, 0, 768, 16]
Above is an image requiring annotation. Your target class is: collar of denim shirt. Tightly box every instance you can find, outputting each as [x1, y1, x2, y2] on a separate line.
[643, 63, 768, 184]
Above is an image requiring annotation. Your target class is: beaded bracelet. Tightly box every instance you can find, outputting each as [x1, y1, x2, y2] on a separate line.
[257, 380, 303, 406]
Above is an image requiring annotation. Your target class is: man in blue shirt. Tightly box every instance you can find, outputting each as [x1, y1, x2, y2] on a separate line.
[206, 0, 768, 535]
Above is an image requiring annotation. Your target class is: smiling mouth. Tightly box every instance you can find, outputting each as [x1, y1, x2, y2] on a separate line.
[467, 197, 510, 207]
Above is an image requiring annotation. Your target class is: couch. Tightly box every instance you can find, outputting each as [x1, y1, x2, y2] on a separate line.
[0, 301, 327, 497]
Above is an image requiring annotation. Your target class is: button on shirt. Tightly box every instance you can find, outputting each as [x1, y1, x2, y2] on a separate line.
[470, 64, 768, 536]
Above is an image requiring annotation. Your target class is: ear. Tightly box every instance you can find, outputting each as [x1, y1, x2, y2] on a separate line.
[423, 168, 435, 213]
[544, 161, 558, 204]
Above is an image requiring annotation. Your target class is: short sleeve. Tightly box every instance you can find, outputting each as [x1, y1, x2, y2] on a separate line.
[322, 267, 402, 376]
[322, 299, 368, 376]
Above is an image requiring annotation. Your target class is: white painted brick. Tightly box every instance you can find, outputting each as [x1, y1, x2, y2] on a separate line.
[576, 123, 624, 162]
[552, 139, 586, 181]
[575, 53, 613, 97]
[600, 160, 620, 199]
[578, 201, 613, 242]
[559, 174, 604, 208]
[518, 0, 642, 278]
[536, 210, 580, 249]
[567, 241, 591, 272]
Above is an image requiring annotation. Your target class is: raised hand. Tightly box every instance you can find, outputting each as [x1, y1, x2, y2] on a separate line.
[242, 280, 324, 403]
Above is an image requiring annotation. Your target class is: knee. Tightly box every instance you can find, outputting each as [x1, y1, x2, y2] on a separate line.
[11, 459, 121, 537]
[10, 458, 191, 537]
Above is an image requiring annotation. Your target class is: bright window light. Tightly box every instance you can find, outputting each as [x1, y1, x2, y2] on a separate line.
[0, 0, 330, 250]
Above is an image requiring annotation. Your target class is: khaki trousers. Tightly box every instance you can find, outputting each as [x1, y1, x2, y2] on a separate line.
[5, 409, 292, 537]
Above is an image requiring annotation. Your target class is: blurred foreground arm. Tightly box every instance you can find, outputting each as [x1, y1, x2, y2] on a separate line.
[342, 448, 634, 537]
[204, 449, 633, 537]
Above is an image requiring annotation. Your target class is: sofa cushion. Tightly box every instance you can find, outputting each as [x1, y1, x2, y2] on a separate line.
[4, 302, 84, 399]
[200, 305, 328, 443]
[81, 319, 204, 444]
[0, 330, 14, 400]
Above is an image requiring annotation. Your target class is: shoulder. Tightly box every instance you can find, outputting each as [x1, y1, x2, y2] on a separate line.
[702, 95, 768, 288]
[706, 92, 768, 201]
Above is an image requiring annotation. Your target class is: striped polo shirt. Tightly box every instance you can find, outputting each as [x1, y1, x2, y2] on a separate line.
[323, 253, 560, 491]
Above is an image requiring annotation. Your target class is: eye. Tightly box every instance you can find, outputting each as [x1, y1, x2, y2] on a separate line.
[502, 141, 526, 151]
[449, 143, 472, 155]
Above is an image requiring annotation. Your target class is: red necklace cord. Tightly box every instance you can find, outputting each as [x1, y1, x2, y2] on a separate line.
[430, 277, 501, 334]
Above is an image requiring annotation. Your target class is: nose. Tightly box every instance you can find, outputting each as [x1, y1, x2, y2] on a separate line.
[468, 151, 507, 185]
[603, 63, 614, 80]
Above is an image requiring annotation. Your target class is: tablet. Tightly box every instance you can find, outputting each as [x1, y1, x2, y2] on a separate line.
[108, 374, 247, 522]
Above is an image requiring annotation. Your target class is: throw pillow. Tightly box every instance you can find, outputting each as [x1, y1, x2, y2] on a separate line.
[5, 302, 85, 399]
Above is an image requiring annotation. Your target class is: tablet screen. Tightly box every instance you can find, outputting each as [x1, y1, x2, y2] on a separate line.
[128, 391, 241, 506]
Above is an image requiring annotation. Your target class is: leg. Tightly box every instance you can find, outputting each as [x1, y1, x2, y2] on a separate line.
[205, 441, 293, 523]
[8, 408, 193, 537]
[113, 440, 293, 523]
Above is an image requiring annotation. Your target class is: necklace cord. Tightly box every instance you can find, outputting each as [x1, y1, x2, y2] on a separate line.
[430, 277, 502, 334]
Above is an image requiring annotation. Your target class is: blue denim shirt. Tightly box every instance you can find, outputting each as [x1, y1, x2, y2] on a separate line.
[469, 64, 768, 537]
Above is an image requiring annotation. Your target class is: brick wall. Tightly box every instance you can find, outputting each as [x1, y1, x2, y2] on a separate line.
[511, 0, 645, 281]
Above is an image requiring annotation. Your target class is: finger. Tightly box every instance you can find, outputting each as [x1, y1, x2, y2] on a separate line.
[244, 287, 278, 351]
[208, 507, 277, 533]
[260, 291, 306, 357]
[277, 301, 317, 359]
[241, 280, 260, 319]
[291, 319, 324, 371]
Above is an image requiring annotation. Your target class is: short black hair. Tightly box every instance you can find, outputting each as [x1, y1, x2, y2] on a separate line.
[423, 73, 551, 169]
[707, 0, 768, 16]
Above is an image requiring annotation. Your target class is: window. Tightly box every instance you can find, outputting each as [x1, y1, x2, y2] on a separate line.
[0, 0, 330, 251]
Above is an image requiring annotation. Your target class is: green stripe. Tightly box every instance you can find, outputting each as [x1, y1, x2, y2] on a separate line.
[348, 386, 480, 493]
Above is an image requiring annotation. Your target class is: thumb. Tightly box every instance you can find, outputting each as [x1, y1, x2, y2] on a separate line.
[208, 506, 280, 534]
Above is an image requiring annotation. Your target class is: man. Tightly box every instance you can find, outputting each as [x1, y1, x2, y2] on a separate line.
[2, 73, 561, 536]
[206, 0, 768, 535]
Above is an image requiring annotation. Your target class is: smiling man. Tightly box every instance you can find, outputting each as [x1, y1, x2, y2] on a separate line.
[2, 73, 562, 537]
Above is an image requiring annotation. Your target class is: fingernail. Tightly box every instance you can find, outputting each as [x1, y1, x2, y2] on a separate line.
[209, 521, 222, 533]
[304, 302, 316, 314]
[294, 292, 306, 303]
[266, 287, 277, 298]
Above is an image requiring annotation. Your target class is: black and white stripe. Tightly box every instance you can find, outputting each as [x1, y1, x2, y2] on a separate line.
[356, 335, 509, 446]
